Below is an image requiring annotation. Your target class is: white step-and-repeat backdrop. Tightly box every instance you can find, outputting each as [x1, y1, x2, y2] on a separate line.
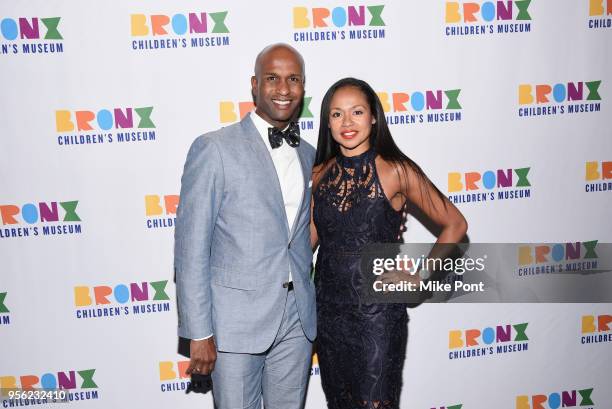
[1, 1, 611, 408]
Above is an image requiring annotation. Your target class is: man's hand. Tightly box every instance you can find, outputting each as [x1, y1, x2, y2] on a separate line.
[187, 338, 217, 375]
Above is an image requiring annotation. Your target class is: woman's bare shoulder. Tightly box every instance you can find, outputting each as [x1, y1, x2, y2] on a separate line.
[376, 156, 414, 181]
[376, 156, 425, 198]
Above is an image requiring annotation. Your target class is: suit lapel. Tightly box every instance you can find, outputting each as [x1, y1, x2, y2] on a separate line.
[288, 140, 310, 239]
[239, 115, 290, 237]
[295, 140, 310, 189]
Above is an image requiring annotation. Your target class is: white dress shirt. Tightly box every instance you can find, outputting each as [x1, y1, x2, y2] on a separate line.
[250, 111, 304, 239]
[195, 112, 304, 341]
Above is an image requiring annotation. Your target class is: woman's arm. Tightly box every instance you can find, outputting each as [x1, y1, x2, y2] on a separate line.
[309, 163, 325, 250]
[377, 158, 468, 287]
[310, 190, 319, 250]
[378, 157, 468, 243]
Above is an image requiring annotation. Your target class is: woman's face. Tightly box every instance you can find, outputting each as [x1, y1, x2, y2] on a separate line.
[328, 86, 376, 156]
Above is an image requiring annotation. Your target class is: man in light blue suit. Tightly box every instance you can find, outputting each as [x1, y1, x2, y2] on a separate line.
[174, 43, 316, 409]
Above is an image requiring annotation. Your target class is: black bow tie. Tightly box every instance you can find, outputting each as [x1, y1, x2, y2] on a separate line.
[268, 122, 300, 149]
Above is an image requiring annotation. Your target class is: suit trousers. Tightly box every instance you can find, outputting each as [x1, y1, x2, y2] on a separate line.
[211, 290, 313, 409]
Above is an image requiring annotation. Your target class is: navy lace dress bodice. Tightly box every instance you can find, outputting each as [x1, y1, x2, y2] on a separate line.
[313, 148, 408, 409]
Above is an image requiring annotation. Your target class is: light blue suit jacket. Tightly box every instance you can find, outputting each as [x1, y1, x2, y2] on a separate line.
[174, 115, 316, 353]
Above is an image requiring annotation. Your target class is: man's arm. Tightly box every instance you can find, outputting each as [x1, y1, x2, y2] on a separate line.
[174, 136, 224, 373]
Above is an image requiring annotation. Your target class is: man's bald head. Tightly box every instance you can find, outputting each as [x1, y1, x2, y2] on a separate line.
[250, 43, 306, 129]
[254, 43, 305, 79]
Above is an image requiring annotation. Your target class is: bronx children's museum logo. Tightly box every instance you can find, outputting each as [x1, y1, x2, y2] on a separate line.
[517, 241, 599, 277]
[145, 195, 178, 229]
[73, 280, 171, 319]
[0, 292, 9, 325]
[130, 11, 230, 51]
[310, 353, 320, 376]
[0, 200, 82, 239]
[447, 167, 531, 204]
[55, 107, 156, 147]
[448, 322, 529, 360]
[585, 161, 611, 193]
[444, 1, 532, 36]
[377, 88, 462, 125]
[588, 0, 611, 29]
[518, 80, 602, 118]
[581, 314, 612, 345]
[158, 360, 190, 393]
[292, 5, 386, 42]
[0, 369, 99, 405]
[0, 16, 63, 55]
[516, 387, 595, 409]
[219, 98, 315, 131]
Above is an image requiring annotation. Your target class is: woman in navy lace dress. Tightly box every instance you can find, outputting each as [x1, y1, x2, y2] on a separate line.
[310, 78, 468, 409]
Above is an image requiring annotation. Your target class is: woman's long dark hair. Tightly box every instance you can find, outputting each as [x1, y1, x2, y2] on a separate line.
[314, 77, 446, 209]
